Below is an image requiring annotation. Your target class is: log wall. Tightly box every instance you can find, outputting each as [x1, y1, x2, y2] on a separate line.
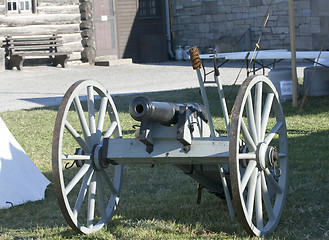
[0, 0, 83, 60]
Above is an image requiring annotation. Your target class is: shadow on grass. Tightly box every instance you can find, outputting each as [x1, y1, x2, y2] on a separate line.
[2, 124, 328, 239]
[24, 84, 329, 119]
[0, 86, 328, 239]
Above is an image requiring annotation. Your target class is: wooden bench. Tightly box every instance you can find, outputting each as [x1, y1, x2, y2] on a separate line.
[4, 34, 71, 70]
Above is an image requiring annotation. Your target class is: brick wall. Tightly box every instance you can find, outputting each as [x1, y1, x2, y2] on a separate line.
[170, 0, 329, 53]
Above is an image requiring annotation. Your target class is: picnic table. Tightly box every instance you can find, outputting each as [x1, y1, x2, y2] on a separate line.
[199, 50, 329, 75]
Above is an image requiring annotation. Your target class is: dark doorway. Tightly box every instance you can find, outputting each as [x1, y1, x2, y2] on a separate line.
[93, 0, 117, 56]
[116, 0, 168, 63]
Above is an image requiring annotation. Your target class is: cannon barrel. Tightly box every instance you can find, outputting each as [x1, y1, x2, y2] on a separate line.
[129, 96, 208, 125]
[129, 96, 179, 124]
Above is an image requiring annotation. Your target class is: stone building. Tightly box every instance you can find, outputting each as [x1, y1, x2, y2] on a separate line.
[170, 0, 329, 54]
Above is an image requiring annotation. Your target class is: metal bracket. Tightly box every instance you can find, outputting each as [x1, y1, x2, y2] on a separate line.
[139, 120, 154, 153]
[102, 138, 118, 165]
[176, 106, 192, 152]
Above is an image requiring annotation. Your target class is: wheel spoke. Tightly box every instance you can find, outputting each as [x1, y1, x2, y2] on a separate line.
[65, 163, 91, 195]
[65, 120, 91, 154]
[96, 170, 107, 221]
[254, 82, 262, 141]
[104, 121, 118, 139]
[87, 86, 96, 140]
[73, 96, 91, 146]
[101, 169, 117, 195]
[264, 168, 283, 194]
[87, 171, 97, 228]
[261, 171, 275, 222]
[246, 93, 258, 144]
[241, 120, 256, 151]
[260, 93, 274, 141]
[238, 152, 256, 160]
[241, 160, 257, 192]
[264, 121, 283, 145]
[107, 196, 120, 215]
[96, 97, 108, 142]
[73, 167, 94, 219]
[255, 172, 263, 230]
[246, 168, 258, 221]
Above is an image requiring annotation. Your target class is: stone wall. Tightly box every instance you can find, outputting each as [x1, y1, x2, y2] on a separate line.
[170, 0, 329, 53]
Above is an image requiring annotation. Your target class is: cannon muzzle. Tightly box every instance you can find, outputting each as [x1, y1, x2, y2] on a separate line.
[129, 96, 179, 124]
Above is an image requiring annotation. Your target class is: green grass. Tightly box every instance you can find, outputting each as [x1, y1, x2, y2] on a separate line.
[0, 85, 328, 240]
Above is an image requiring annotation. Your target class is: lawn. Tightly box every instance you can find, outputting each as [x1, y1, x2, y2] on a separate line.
[0, 84, 328, 240]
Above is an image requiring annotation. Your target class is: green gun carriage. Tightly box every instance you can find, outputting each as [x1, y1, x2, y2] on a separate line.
[52, 48, 288, 237]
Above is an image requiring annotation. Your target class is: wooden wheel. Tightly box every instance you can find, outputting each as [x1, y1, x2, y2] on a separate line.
[229, 75, 288, 237]
[52, 80, 123, 234]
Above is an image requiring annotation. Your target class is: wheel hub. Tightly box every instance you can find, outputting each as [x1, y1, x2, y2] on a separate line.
[256, 142, 278, 170]
[91, 144, 109, 170]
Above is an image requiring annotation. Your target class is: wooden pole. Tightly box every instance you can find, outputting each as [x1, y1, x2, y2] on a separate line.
[288, 0, 298, 107]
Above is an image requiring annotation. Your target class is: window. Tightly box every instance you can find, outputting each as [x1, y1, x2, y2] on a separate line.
[139, 0, 159, 17]
[7, 0, 32, 14]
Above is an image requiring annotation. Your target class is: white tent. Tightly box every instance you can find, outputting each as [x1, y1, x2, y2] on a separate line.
[0, 117, 50, 209]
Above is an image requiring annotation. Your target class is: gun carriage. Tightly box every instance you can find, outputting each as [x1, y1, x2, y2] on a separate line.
[52, 47, 288, 237]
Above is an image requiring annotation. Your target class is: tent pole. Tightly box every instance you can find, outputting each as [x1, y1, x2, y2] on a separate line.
[288, 0, 298, 107]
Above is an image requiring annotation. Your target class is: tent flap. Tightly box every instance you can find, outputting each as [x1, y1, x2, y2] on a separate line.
[0, 117, 51, 209]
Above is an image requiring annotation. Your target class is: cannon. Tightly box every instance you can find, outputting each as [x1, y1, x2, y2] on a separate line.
[52, 47, 288, 237]
[129, 96, 208, 124]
